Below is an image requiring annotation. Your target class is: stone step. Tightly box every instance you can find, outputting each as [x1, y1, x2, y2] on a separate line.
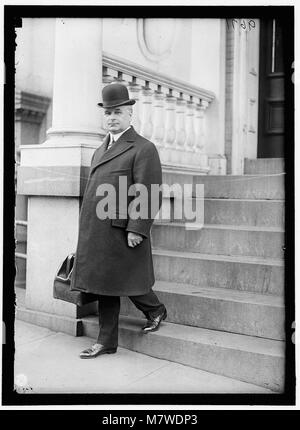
[152, 249, 284, 296]
[120, 281, 285, 340]
[244, 158, 285, 175]
[157, 197, 284, 227]
[162, 170, 195, 188]
[162, 171, 284, 199]
[151, 222, 284, 259]
[81, 315, 285, 392]
[203, 198, 284, 227]
[193, 174, 284, 200]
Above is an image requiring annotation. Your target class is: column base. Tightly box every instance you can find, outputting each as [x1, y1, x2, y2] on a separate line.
[18, 141, 102, 197]
[15, 285, 97, 337]
[16, 306, 84, 337]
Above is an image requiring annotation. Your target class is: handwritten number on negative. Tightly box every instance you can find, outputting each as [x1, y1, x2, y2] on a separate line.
[226, 19, 256, 31]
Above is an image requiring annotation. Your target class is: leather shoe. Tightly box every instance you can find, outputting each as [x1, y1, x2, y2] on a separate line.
[142, 309, 167, 333]
[79, 343, 117, 359]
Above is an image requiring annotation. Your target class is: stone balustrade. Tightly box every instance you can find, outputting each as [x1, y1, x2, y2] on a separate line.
[102, 52, 215, 173]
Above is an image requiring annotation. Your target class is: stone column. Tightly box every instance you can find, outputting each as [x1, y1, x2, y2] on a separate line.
[17, 18, 103, 335]
[47, 18, 103, 141]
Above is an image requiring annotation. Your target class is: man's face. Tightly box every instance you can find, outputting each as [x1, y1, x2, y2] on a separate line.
[103, 105, 132, 134]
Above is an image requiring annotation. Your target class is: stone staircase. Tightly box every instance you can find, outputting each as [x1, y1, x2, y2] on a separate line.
[82, 158, 285, 392]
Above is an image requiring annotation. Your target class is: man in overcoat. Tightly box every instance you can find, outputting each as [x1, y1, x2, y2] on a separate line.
[70, 83, 167, 358]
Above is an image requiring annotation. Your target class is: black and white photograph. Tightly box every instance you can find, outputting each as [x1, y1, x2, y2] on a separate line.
[1, 1, 296, 408]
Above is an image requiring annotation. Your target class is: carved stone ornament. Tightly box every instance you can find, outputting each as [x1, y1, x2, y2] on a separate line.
[137, 18, 177, 62]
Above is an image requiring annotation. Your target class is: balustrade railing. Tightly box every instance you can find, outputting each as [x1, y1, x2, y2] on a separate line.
[102, 52, 215, 172]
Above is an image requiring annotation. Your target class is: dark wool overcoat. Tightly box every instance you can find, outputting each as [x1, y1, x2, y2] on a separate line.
[70, 126, 162, 296]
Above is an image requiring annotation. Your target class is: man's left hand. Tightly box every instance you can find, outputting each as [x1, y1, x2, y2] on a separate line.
[127, 232, 144, 247]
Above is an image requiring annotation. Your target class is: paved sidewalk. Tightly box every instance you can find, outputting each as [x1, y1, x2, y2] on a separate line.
[14, 320, 273, 394]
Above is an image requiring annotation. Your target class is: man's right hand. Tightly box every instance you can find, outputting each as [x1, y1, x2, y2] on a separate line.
[127, 232, 143, 248]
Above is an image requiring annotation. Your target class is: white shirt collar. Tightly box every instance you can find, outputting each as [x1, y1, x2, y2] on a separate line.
[109, 126, 131, 142]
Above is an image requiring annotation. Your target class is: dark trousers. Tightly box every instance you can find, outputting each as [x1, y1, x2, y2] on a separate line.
[97, 290, 165, 348]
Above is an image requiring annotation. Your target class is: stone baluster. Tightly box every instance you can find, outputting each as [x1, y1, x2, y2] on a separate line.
[151, 85, 165, 147]
[140, 81, 153, 140]
[185, 96, 196, 151]
[163, 90, 177, 148]
[128, 77, 141, 133]
[174, 93, 187, 150]
[195, 99, 208, 153]
[194, 101, 202, 151]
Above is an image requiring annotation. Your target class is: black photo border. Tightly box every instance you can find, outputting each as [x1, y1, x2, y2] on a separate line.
[2, 4, 295, 407]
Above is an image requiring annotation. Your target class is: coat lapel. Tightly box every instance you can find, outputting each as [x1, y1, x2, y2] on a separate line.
[90, 127, 136, 173]
[92, 134, 109, 166]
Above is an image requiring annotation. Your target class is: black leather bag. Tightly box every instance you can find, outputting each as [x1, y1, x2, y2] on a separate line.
[53, 253, 97, 306]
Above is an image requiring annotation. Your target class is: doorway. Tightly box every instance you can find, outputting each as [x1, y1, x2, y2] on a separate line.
[257, 18, 285, 158]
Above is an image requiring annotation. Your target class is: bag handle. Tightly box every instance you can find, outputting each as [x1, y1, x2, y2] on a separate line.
[66, 253, 74, 275]
[55, 253, 75, 282]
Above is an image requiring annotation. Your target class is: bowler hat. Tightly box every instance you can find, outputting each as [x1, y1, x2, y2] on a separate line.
[98, 83, 136, 108]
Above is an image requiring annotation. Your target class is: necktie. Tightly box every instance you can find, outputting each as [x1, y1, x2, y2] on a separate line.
[107, 136, 115, 151]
